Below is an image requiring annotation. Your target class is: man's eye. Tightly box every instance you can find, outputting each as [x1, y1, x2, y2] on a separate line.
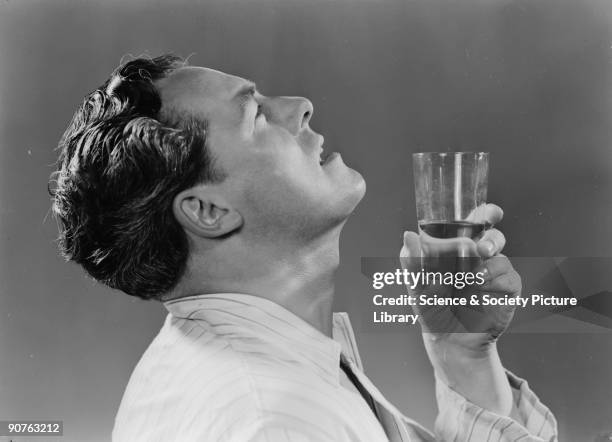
[255, 104, 264, 119]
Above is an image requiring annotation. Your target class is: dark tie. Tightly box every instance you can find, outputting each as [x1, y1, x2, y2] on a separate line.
[340, 357, 379, 418]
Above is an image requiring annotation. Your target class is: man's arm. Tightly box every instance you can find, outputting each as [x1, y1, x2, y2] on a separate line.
[432, 366, 558, 441]
[425, 339, 513, 416]
[400, 204, 558, 441]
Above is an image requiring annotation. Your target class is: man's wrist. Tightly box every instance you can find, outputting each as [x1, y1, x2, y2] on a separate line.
[424, 337, 513, 416]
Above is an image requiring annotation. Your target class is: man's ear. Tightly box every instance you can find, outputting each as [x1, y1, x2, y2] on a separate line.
[172, 187, 243, 238]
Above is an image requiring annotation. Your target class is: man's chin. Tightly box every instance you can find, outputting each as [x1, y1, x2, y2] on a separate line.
[354, 170, 367, 197]
[347, 168, 367, 202]
[336, 171, 367, 217]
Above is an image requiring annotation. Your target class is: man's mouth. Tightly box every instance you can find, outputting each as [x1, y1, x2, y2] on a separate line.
[317, 136, 337, 165]
[319, 149, 332, 165]
[319, 148, 340, 166]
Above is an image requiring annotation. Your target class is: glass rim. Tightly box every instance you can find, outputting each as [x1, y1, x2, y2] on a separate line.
[413, 151, 489, 157]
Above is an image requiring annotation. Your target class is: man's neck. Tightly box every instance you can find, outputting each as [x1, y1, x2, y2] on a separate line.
[166, 227, 343, 337]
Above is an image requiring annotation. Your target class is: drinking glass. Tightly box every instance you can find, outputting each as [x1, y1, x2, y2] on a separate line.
[412, 152, 489, 240]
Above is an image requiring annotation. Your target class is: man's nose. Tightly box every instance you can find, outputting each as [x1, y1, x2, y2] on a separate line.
[274, 97, 313, 135]
[296, 97, 313, 130]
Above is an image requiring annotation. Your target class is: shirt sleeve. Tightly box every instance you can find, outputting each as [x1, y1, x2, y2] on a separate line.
[433, 369, 558, 442]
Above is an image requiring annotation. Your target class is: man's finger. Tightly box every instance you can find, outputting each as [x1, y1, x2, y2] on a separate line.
[402, 231, 421, 257]
[400, 231, 421, 271]
[479, 254, 512, 281]
[466, 203, 504, 225]
[477, 228, 506, 258]
[481, 269, 522, 295]
[483, 203, 504, 225]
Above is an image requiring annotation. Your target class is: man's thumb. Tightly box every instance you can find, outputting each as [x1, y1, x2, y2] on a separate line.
[400, 231, 421, 270]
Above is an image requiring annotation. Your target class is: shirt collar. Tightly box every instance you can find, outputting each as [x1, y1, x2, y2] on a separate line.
[163, 293, 343, 384]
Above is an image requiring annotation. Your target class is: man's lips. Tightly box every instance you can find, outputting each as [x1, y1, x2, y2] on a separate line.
[319, 150, 338, 165]
[316, 135, 337, 165]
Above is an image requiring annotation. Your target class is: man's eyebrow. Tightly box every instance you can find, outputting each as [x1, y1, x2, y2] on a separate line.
[233, 81, 257, 107]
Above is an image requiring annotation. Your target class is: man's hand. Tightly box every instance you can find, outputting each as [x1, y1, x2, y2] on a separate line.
[399, 204, 520, 415]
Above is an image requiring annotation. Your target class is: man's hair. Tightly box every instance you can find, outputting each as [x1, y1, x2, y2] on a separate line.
[50, 54, 224, 300]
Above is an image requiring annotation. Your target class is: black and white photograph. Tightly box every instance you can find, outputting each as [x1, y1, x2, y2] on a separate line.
[1, 0, 611, 441]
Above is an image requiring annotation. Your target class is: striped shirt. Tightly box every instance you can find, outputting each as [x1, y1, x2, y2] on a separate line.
[112, 293, 558, 441]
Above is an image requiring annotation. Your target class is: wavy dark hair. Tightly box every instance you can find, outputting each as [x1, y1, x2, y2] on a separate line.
[50, 55, 224, 300]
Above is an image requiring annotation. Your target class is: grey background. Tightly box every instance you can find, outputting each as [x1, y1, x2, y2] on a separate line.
[1, 0, 611, 440]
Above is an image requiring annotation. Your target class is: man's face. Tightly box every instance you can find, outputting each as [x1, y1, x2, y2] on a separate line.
[157, 67, 365, 241]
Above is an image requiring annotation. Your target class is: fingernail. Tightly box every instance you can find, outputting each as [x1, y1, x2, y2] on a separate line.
[481, 266, 490, 280]
[483, 240, 495, 255]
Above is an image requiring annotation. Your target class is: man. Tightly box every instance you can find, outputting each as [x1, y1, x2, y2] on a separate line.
[51, 55, 557, 441]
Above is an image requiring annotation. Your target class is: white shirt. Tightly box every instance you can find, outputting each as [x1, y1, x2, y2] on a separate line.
[113, 293, 557, 441]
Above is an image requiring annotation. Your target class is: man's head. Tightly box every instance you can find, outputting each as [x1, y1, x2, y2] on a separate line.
[51, 55, 365, 300]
